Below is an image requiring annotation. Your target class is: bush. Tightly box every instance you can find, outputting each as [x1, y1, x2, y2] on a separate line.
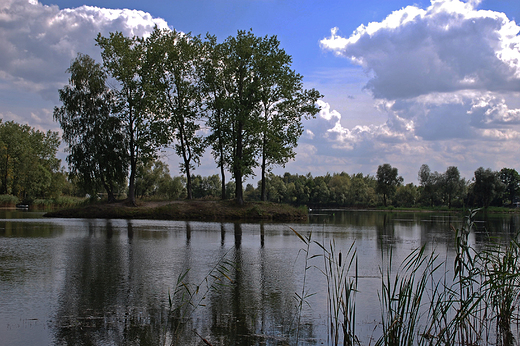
[0, 194, 19, 207]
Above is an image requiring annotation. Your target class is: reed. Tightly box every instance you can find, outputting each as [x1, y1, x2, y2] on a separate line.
[291, 208, 520, 345]
[480, 237, 520, 345]
[376, 245, 440, 346]
[167, 248, 235, 345]
[317, 239, 359, 346]
[291, 227, 318, 344]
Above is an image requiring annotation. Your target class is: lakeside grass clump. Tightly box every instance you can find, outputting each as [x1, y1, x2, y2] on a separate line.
[32, 196, 86, 210]
[0, 194, 19, 207]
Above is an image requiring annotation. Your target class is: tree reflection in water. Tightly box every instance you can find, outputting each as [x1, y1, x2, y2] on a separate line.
[51, 219, 317, 345]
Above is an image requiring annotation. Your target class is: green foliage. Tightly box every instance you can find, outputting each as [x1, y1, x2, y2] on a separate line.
[96, 31, 168, 205]
[200, 30, 322, 205]
[0, 120, 61, 200]
[376, 163, 403, 207]
[471, 167, 504, 208]
[54, 53, 128, 202]
[499, 167, 520, 205]
[145, 28, 206, 199]
[191, 174, 222, 199]
[0, 194, 19, 206]
[136, 159, 183, 199]
[394, 183, 418, 208]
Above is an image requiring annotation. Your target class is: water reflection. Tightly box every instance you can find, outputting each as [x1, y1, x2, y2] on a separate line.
[0, 210, 519, 345]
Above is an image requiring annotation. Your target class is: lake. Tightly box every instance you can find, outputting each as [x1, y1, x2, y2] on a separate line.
[0, 209, 518, 345]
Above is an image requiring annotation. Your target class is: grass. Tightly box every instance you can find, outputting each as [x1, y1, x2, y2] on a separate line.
[289, 208, 520, 346]
[32, 196, 85, 209]
[0, 194, 19, 207]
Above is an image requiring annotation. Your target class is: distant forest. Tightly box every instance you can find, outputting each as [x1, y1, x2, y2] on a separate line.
[1, 118, 516, 209]
[133, 160, 517, 209]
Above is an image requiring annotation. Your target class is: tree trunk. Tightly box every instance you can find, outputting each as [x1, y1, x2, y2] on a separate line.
[235, 116, 244, 205]
[220, 162, 226, 200]
[128, 130, 137, 206]
[260, 136, 267, 201]
[128, 158, 136, 206]
[186, 166, 192, 199]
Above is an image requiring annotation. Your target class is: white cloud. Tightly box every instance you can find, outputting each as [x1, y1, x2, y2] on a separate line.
[321, 0, 520, 100]
[313, 0, 520, 182]
[0, 0, 169, 103]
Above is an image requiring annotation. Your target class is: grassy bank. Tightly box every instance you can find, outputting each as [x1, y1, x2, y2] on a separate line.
[0, 195, 85, 209]
[44, 199, 308, 222]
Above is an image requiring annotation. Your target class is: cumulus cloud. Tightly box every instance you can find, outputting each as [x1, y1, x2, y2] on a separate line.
[0, 0, 169, 102]
[312, 0, 520, 181]
[321, 0, 520, 100]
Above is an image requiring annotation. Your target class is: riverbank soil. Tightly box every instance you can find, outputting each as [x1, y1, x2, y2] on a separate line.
[44, 199, 308, 222]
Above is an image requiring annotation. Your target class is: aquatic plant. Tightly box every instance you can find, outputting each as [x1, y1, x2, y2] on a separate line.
[167, 248, 235, 345]
[376, 245, 439, 346]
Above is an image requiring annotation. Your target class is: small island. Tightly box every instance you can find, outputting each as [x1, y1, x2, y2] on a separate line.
[44, 200, 308, 222]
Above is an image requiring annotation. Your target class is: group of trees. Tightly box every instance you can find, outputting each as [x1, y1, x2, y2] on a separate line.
[146, 163, 516, 209]
[0, 120, 65, 200]
[54, 28, 321, 205]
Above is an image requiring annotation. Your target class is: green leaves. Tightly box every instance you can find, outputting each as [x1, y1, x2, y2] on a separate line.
[54, 53, 128, 201]
[0, 120, 61, 199]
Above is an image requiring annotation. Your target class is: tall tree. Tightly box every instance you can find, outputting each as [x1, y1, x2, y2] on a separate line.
[499, 167, 520, 205]
[219, 30, 263, 205]
[255, 35, 321, 201]
[54, 53, 127, 202]
[443, 166, 462, 209]
[96, 32, 165, 205]
[473, 167, 502, 208]
[418, 164, 434, 206]
[376, 163, 403, 207]
[201, 34, 232, 200]
[145, 28, 206, 199]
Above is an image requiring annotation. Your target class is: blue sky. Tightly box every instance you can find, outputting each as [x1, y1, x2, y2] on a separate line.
[2, 0, 520, 185]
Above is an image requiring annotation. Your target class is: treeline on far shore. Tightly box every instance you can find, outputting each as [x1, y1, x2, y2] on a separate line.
[178, 163, 519, 210]
[1, 119, 518, 210]
[22, 159, 510, 211]
[0, 163, 517, 211]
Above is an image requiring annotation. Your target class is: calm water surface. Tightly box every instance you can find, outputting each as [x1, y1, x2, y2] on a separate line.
[0, 209, 518, 345]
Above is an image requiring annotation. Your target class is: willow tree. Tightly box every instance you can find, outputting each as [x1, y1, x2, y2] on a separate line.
[54, 53, 127, 202]
[96, 32, 166, 205]
[145, 28, 206, 199]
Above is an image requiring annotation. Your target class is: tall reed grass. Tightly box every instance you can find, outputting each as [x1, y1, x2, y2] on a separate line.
[165, 210, 519, 345]
[167, 248, 235, 345]
[293, 209, 520, 346]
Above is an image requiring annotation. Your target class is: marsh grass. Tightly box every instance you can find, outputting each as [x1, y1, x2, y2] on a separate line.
[291, 208, 520, 346]
[167, 248, 235, 345]
[376, 246, 440, 346]
[0, 194, 19, 206]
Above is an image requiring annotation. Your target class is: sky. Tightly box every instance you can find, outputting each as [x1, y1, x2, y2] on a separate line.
[2, 0, 520, 185]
